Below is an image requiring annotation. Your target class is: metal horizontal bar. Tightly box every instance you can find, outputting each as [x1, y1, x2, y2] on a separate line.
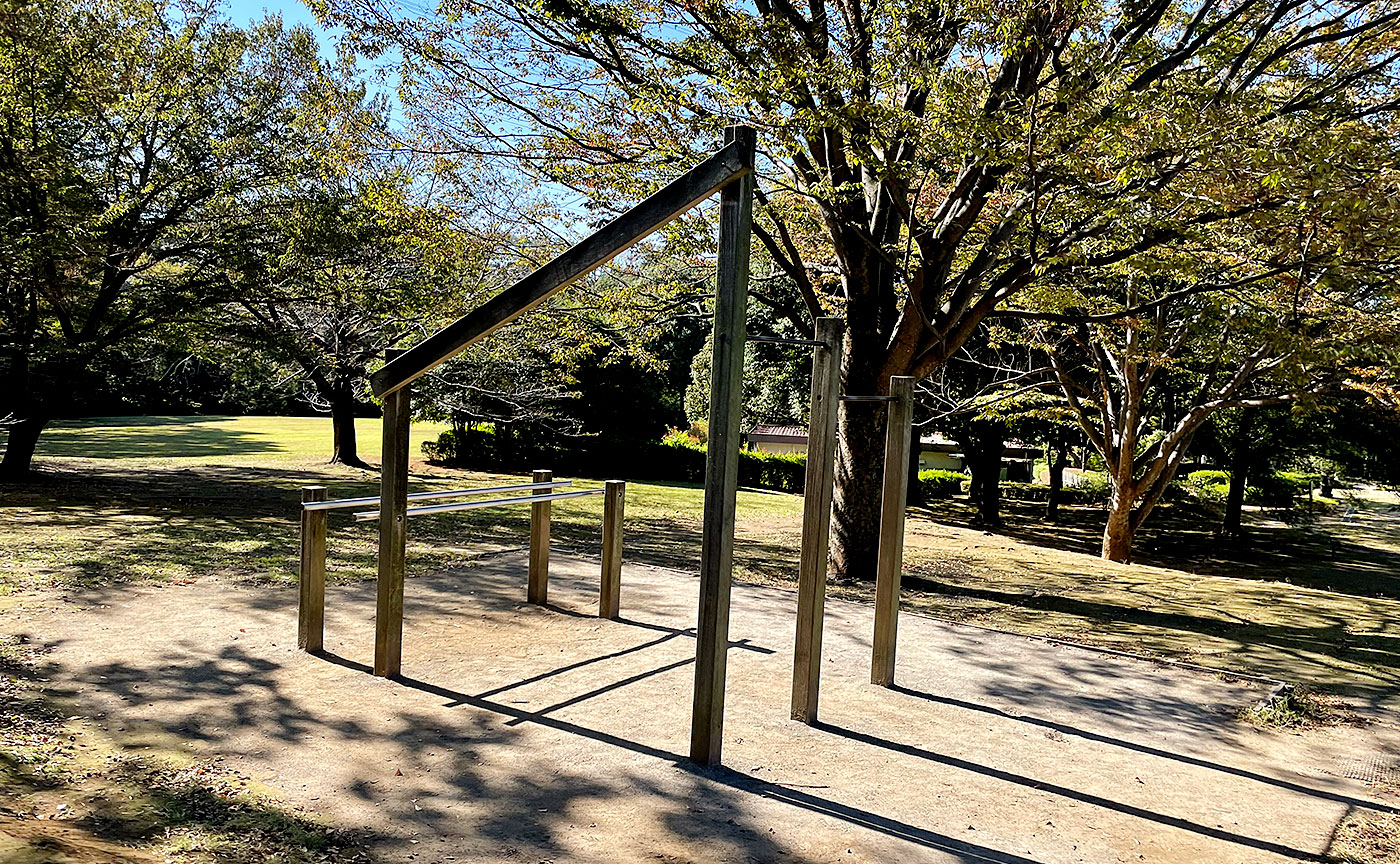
[353, 488, 606, 522]
[749, 336, 826, 347]
[304, 480, 573, 512]
[840, 395, 899, 402]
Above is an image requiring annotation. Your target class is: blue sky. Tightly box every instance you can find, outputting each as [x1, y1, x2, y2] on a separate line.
[224, 0, 343, 61]
[223, 0, 404, 119]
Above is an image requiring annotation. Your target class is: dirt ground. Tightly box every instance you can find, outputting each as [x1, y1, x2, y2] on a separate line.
[7, 551, 1400, 863]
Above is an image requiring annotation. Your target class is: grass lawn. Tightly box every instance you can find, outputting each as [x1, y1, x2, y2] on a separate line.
[3, 415, 1398, 710]
[36, 415, 449, 465]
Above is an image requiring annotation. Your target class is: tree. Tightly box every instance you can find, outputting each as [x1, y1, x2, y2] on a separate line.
[317, 0, 1400, 577]
[225, 175, 477, 466]
[0, 0, 342, 477]
[1030, 258, 1397, 561]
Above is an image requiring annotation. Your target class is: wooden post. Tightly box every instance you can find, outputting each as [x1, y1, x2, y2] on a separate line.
[375, 348, 410, 678]
[298, 485, 328, 653]
[690, 125, 754, 767]
[790, 317, 844, 723]
[599, 480, 625, 619]
[871, 375, 915, 687]
[528, 469, 552, 605]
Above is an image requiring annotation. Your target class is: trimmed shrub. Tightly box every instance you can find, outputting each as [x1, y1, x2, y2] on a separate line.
[918, 469, 968, 499]
[1186, 469, 1231, 488]
[1072, 471, 1112, 502]
[999, 481, 1105, 505]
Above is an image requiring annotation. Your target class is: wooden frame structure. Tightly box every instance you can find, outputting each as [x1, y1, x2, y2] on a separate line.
[872, 376, 915, 686]
[788, 366, 916, 722]
[363, 125, 756, 766]
[297, 477, 617, 653]
[789, 318, 844, 723]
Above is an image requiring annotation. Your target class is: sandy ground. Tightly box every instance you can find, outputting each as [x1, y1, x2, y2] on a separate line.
[7, 551, 1399, 864]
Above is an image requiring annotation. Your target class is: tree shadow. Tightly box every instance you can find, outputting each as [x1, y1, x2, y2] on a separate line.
[887, 684, 1397, 817]
[812, 720, 1327, 862]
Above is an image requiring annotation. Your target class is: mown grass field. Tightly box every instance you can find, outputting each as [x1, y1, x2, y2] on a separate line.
[3, 414, 1398, 709]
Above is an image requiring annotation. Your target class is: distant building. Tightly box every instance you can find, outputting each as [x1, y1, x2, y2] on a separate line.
[744, 424, 1038, 480]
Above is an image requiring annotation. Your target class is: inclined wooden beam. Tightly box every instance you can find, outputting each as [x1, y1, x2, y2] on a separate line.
[690, 125, 755, 767]
[871, 376, 915, 687]
[370, 139, 756, 397]
[374, 349, 411, 678]
[790, 317, 844, 724]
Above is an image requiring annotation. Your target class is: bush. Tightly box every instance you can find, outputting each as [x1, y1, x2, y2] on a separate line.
[1186, 469, 1231, 488]
[997, 481, 1105, 505]
[1180, 468, 1319, 509]
[1072, 471, 1112, 502]
[918, 469, 968, 499]
[425, 426, 813, 493]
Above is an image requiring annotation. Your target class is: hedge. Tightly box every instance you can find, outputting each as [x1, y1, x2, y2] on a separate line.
[918, 469, 967, 499]
[424, 425, 810, 493]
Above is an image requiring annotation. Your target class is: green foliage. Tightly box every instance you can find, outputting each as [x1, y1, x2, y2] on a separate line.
[1187, 470, 1232, 488]
[918, 469, 968, 499]
[1000, 481, 1108, 505]
[1184, 469, 1321, 508]
[425, 425, 810, 492]
[0, 0, 379, 470]
[1072, 472, 1112, 502]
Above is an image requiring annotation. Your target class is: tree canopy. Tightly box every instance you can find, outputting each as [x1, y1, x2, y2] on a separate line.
[317, 0, 1400, 576]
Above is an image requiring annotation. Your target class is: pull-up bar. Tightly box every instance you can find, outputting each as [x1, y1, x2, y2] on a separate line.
[361, 125, 755, 767]
[303, 480, 573, 512]
[749, 335, 826, 348]
[353, 488, 604, 522]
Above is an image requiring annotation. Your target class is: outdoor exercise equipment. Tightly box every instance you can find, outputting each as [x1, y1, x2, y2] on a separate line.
[788, 354, 915, 724]
[302, 126, 755, 766]
[295, 124, 918, 766]
[296, 476, 626, 651]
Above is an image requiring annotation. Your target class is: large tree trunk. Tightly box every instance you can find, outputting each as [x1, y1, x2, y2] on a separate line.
[1046, 438, 1068, 521]
[830, 336, 891, 581]
[1222, 462, 1248, 537]
[328, 390, 366, 467]
[0, 416, 47, 481]
[965, 421, 1005, 527]
[1102, 490, 1135, 562]
[0, 350, 46, 481]
[1222, 414, 1252, 537]
[831, 399, 887, 581]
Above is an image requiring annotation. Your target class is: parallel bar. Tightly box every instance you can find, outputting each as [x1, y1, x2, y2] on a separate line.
[305, 481, 572, 512]
[374, 349, 411, 678]
[353, 488, 603, 522]
[749, 336, 825, 347]
[371, 140, 755, 397]
[841, 395, 899, 402]
[298, 485, 328, 653]
[599, 480, 626, 620]
[528, 469, 552, 605]
[871, 376, 915, 687]
[790, 318, 844, 724]
[690, 125, 755, 767]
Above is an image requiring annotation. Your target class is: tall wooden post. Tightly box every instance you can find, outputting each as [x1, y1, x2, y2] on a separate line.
[690, 125, 754, 767]
[298, 485, 328, 653]
[790, 318, 844, 723]
[375, 349, 410, 678]
[599, 480, 625, 619]
[528, 469, 552, 605]
[871, 376, 915, 686]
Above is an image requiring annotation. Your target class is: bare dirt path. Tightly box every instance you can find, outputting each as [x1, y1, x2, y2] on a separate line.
[7, 553, 1399, 863]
